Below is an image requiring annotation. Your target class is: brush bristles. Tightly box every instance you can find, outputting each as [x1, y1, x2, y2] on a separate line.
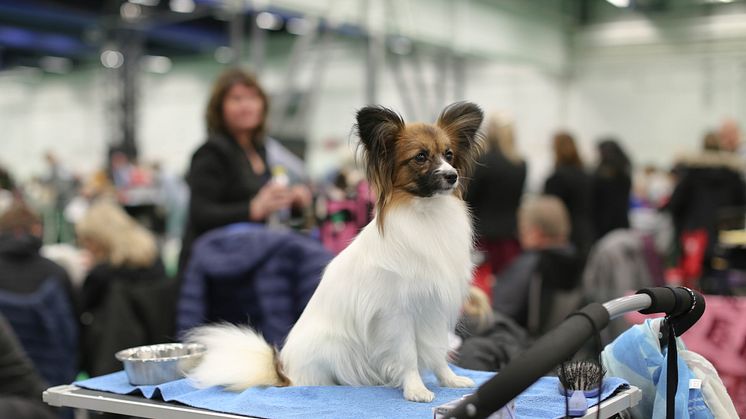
[557, 360, 606, 391]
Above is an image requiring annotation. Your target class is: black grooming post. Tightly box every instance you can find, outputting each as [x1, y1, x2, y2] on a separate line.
[444, 303, 610, 418]
[638, 286, 705, 419]
[445, 287, 705, 419]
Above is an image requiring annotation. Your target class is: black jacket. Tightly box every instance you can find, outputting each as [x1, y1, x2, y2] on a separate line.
[544, 166, 593, 256]
[455, 310, 531, 372]
[466, 149, 526, 241]
[0, 314, 48, 399]
[0, 314, 56, 419]
[668, 152, 746, 243]
[492, 246, 583, 336]
[80, 260, 175, 376]
[0, 234, 76, 312]
[591, 170, 631, 241]
[179, 134, 270, 272]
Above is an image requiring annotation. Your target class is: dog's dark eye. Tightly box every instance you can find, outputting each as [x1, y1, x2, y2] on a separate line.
[414, 152, 427, 164]
[444, 150, 454, 162]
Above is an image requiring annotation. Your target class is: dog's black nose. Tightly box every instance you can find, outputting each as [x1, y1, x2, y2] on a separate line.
[444, 173, 458, 185]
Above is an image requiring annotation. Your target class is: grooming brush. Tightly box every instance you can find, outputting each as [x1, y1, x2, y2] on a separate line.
[557, 360, 606, 417]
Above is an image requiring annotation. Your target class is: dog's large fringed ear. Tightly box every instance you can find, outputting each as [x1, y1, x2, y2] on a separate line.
[356, 106, 405, 232]
[437, 101, 485, 196]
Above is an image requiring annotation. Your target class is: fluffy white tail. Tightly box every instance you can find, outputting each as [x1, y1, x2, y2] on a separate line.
[185, 324, 288, 391]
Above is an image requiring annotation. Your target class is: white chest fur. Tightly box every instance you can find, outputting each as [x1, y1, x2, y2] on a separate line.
[378, 195, 473, 280]
[369, 194, 474, 320]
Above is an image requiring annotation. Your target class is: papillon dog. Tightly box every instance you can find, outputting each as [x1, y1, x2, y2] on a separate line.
[187, 101, 484, 402]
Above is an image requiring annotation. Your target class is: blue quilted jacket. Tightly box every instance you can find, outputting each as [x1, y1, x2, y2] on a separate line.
[177, 223, 331, 346]
[0, 278, 78, 386]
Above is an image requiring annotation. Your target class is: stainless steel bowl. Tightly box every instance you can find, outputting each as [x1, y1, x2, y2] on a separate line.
[115, 343, 206, 386]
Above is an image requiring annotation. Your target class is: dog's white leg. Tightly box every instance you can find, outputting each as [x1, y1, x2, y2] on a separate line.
[377, 315, 435, 402]
[402, 369, 435, 402]
[396, 334, 435, 402]
[416, 315, 476, 389]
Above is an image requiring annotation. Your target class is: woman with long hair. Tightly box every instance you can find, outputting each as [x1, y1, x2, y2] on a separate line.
[179, 69, 310, 272]
[592, 138, 632, 241]
[544, 131, 593, 258]
[466, 112, 527, 288]
[76, 199, 169, 375]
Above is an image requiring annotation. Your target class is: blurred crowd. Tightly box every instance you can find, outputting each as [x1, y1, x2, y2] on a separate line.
[0, 68, 744, 417]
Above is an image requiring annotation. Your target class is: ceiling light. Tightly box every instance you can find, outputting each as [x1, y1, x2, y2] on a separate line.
[169, 0, 195, 14]
[101, 50, 124, 69]
[606, 0, 630, 7]
[256, 12, 282, 30]
[120, 2, 142, 20]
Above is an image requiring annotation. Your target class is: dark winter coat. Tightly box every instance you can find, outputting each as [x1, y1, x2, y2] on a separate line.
[491, 246, 584, 336]
[0, 234, 78, 386]
[591, 169, 632, 241]
[0, 234, 76, 311]
[544, 166, 593, 257]
[466, 149, 527, 241]
[177, 223, 332, 346]
[179, 134, 271, 273]
[668, 151, 746, 245]
[0, 314, 56, 419]
[80, 260, 175, 376]
[455, 310, 531, 372]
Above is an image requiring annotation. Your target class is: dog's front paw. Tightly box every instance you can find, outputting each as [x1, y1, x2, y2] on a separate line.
[440, 375, 475, 388]
[404, 386, 435, 403]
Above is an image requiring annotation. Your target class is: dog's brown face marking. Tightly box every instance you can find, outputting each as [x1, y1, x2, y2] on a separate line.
[392, 123, 455, 198]
[356, 102, 484, 232]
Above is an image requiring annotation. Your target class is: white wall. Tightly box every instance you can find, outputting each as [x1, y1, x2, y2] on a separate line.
[0, 0, 569, 185]
[137, 63, 217, 174]
[8, 1, 745, 191]
[567, 5, 746, 169]
[0, 68, 107, 180]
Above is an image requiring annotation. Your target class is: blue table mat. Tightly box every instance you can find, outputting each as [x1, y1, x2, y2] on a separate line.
[75, 366, 628, 419]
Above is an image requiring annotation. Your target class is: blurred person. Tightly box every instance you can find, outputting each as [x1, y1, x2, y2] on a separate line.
[0, 164, 14, 192]
[0, 201, 78, 387]
[629, 165, 676, 254]
[633, 165, 667, 208]
[718, 118, 741, 154]
[591, 138, 632, 241]
[582, 229, 659, 344]
[76, 200, 173, 376]
[0, 314, 56, 419]
[491, 196, 584, 337]
[466, 112, 526, 287]
[0, 201, 76, 305]
[667, 131, 746, 287]
[179, 68, 311, 273]
[108, 150, 135, 190]
[544, 131, 593, 257]
[42, 151, 78, 244]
